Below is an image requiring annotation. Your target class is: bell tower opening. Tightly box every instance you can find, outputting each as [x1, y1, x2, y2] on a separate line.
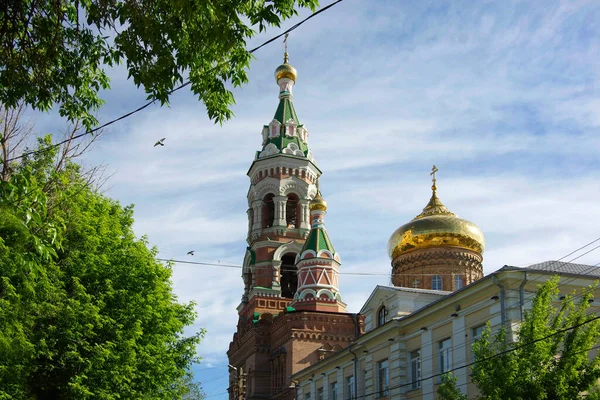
[280, 253, 298, 298]
[262, 193, 275, 228]
[286, 193, 299, 228]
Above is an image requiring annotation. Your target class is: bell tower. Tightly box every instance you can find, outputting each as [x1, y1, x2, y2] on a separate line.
[241, 50, 319, 307]
[227, 51, 363, 400]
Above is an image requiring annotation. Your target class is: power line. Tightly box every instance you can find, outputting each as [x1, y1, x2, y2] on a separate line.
[160, 237, 600, 368]
[157, 256, 600, 278]
[417, 342, 600, 398]
[352, 313, 600, 399]
[6, 0, 346, 163]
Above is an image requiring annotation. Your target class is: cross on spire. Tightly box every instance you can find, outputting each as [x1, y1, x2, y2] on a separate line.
[430, 165, 438, 191]
[283, 34, 289, 63]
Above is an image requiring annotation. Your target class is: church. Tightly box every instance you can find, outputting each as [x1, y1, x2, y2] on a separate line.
[227, 54, 600, 400]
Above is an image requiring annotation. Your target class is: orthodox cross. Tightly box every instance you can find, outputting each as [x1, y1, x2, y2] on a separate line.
[430, 165, 438, 188]
[284, 33, 289, 54]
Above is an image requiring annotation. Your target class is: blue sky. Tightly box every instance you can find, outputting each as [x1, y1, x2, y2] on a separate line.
[27, 0, 600, 397]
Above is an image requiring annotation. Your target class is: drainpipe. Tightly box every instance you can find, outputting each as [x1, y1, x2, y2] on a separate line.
[519, 271, 528, 322]
[348, 343, 358, 400]
[492, 275, 506, 327]
[349, 313, 361, 400]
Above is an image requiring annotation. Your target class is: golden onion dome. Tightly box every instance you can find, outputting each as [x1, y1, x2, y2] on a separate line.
[274, 53, 297, 82]
[310, 191, 327, 211]
[387, 185, 485, 260]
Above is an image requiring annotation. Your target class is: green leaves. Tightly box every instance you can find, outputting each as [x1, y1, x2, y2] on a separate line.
[0, 138, 202, 399]
[464, 277, 600, 400]
[1, 0, 320, 127]
[437, 373, 468, 400]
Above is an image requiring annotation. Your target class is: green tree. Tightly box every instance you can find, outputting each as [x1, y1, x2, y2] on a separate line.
[0, 134, 204, 399]
[438, 276, 600, 400]
[437, 374, 467, 400]
[1, 0, 319, 128]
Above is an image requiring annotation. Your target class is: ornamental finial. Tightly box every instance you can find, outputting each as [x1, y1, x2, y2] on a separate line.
[274, 33, 297, 85]
[430, 165, 438, 192]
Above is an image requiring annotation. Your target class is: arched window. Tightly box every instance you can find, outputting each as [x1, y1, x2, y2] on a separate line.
[432, 275, 442, 291]
[280, 253, 298, 298]
[377, 306, 387, 327]
[262, 194, 275, 228]
[454, 275, 463, 290]
[412, 279, 420, 288]
[286, 193, 299, 228]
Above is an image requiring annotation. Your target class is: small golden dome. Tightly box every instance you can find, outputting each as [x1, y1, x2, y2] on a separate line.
[274, 53, 297, 82]
[310, 191, 327, 211]
[387, 187, 485, 260]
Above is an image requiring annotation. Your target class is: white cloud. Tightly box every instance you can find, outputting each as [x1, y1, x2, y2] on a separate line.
[25, 0, 600, 395]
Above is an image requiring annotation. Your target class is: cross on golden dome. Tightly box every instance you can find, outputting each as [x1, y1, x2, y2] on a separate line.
[274, 34, 297, 83]
[430, 165, 438, 191]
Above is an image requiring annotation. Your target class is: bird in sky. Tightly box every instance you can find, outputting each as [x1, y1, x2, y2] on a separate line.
[154, 138, 166, 147]
[187, 250, 195, 256]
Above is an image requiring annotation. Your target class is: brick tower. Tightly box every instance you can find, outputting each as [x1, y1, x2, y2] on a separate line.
[227, 53, 363, 400]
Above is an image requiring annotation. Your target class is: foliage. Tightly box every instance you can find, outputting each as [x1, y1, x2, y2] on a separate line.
[437, 373, 467, 400]
[0, 136, 204, 399]
[438, 276, 600, 400]
[0, 0, 319, 128]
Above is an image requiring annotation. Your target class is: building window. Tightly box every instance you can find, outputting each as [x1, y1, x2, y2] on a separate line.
[438, 338, 452, 379]
[410, 349, 421, 390]
[412, 278, 420, 288]
[377, 359, 389, 397]
[330, 382, 338, 400]
[317, 387, 324, 400]
[377, 306, 387, 327]
[472, 325, 485, 342]
[454, 275, 463, 290]
[346, 376, 355, 400]
[432, 275, 442, 291]
[471, 325, 486, 361]
[305, 392, 311, 400]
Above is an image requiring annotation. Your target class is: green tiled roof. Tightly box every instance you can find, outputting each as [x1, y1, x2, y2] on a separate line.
[273, 97, 299, 124]
[266, 135, 308, 154]
[260, 96, 310, 154]
[302, 227, 336, 254]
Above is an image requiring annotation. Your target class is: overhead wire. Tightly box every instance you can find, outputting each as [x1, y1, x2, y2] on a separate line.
[6, 0, 347, 163]
[397, 245, 600, 369]
[161, 237, 600, 374]
[351, 312, 600, 399]
[417, 342, 600, 398]
[157, 237, 600, 367]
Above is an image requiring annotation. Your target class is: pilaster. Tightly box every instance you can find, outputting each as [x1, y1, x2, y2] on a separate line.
[299, 199, 310, 229]
[274, 195, 288, 227]
[388, 341, 404, 398]
[363, 354, 373, 399]
[251, 200, 263, 232]
[421, 329, 434, 400]
[452, 316, 467, 394]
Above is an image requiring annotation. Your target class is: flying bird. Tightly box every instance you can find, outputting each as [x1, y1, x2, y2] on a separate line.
[187, 250, 195, 256]
[154, 138, 166, 147]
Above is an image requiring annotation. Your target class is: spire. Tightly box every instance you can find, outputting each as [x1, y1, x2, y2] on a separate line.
[258, 46, 315, 161]
[292, 189, 345, 312]
[414, 165, 455, 219]
[302, 190, 335, 252]
[274, 34, 297, 98]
